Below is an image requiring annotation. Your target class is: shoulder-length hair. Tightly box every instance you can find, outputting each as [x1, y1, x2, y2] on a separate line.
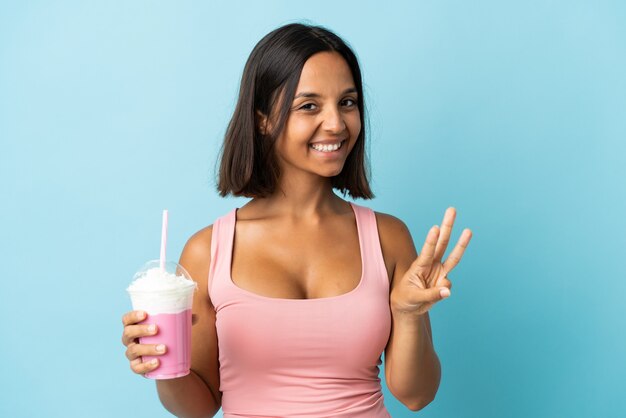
[216, 22, 373, 199]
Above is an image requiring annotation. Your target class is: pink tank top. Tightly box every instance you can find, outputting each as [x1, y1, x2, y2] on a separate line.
[208, 202, 392, 418]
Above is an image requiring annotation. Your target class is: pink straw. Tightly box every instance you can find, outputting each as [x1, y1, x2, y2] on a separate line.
[160, 209, 168, 270]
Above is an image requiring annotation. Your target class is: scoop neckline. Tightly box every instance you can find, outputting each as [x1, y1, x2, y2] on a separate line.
[226, 201, 365, 303]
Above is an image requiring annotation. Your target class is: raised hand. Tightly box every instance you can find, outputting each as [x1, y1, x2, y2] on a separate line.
[390, 207, 472, 317]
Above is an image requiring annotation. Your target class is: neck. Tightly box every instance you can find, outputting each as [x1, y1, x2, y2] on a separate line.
[251, 171, 347, 220]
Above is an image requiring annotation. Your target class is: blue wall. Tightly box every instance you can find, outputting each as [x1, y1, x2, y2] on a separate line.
[1, 1, 624, 417]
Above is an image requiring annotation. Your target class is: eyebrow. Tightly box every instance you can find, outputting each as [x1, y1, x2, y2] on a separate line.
[293, 87, 358, 100]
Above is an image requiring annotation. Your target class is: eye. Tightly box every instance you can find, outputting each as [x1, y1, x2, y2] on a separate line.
[298, 103, 317, 111]
[342, 98, 357, 107]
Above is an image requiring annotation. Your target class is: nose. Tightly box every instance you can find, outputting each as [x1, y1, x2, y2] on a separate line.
[321, 106, 346, 134]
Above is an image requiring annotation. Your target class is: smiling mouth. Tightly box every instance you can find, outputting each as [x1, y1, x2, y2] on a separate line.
[309, 140, 346, 153]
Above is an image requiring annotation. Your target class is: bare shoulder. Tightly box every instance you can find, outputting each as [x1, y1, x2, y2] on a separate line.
[374, 211, 410, 237]
[374, 211, 418, 269]
[181, 225, 213, 261]
[179, 225, 214, 289]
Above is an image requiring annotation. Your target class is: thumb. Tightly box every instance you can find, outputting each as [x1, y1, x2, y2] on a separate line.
[417, 286, 450, 302]
[413, 286, 450, 303]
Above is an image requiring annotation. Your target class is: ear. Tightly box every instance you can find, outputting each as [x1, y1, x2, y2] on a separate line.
[256, 110, 269, 135]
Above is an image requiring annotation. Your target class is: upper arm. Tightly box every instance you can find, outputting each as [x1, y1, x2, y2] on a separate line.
[375, 212, 434, 363]
[178, 225, 221, 405]
[375, 211, 418, 288]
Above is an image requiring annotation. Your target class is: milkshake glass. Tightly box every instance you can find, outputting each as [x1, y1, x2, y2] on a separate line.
[127, 260, 197, 379]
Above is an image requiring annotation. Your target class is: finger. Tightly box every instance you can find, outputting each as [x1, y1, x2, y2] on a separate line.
[435, 276, 452, 290]
[130, 357, 160, 375]
[442, 228, 473, 275]
[122, 310, 146, 326]
[121, 323, 158, 347]
[125, 342, 167, 361]
[414, 225, 440, 270]
[433, 207, 456, 263]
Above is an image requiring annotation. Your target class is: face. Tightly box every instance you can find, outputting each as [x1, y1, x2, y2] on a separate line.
[266, 51, 361, 179]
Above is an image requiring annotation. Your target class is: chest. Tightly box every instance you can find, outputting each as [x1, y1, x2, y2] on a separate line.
[230, 218, 370, 299]
[216, 288, 392, 378]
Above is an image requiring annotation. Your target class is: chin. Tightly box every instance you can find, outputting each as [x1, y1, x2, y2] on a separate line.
[318, 167, 344, 178]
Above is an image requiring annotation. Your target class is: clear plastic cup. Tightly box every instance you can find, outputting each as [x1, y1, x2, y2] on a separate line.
[127, 260, 197, 379]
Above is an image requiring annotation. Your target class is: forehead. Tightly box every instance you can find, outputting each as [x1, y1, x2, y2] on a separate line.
[295, 51, 355, 95]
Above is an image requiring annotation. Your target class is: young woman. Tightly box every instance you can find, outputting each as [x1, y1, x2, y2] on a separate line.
[121, 23, 472, 418]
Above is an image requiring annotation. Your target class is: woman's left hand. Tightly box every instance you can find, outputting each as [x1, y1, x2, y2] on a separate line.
[390, 207, 473, 317]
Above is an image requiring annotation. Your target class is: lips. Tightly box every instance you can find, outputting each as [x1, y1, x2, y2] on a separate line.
[309, 139, 346, 153]
[310, 136, 347, 143]
[309, 139, 346, 145]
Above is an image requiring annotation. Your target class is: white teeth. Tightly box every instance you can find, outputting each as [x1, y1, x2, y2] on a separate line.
[311, 141, 343, 152]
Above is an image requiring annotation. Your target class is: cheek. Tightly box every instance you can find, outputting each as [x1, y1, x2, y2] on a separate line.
[347, 108, 361, 128]
[348, 113, 361, 138]
[287, 118, 316, 141]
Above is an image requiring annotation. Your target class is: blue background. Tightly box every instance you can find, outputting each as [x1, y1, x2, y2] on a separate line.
[1, 1, 625, 417]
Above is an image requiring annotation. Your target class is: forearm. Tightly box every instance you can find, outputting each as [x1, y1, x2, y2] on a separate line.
[384, 312, 441, 411]
[156, 369, 221, 418]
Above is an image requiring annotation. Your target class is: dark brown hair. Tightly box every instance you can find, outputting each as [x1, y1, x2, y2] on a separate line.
[216, 22, 373, 199]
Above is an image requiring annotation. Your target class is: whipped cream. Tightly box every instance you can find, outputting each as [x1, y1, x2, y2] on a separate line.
[127, 267, 197, 313]
[128, 267, 196, 293]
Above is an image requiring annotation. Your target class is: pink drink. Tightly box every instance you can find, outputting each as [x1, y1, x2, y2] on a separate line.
[140, 309, 192, 379]
[127, 261, 197, 380]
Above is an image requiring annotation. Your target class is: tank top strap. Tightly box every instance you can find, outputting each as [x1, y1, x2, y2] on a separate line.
[209, 204, 389, 298]
[350, 202, 389, 287]
[208, 207, 237, 297]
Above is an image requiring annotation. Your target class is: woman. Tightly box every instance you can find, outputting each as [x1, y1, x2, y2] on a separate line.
[121, 23, 472, 417]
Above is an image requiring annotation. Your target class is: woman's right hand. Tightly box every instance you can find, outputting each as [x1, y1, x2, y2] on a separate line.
[121, 310, 167, 376]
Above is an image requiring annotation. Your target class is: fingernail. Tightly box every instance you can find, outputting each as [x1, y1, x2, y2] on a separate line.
[137, 311, 145, 319]
[440, 288, 451, 298]
[151, 359, 158, 365]
[156, 344, 165, 353]
[148, 324, 156, 333]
